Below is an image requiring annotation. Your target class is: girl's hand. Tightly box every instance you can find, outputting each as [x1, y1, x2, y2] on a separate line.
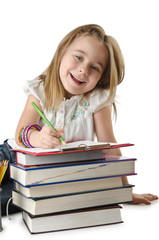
[29, 125, 64, 149]
[132, 193, 158, 205]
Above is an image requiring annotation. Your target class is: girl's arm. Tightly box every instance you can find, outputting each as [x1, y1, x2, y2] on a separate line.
[15, 94, 64, 148]
[93, 105, 158, 204]
[93, 105, 129, 185]
[93, 105, 121, 155]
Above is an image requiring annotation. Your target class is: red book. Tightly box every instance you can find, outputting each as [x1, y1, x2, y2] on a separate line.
[8, 138, 134, 166]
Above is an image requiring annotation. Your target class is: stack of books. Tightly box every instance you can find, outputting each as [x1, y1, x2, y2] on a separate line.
[9, 139, 136, 234]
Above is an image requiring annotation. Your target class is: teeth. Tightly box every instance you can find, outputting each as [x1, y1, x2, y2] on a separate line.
[71, 73, 85, 83]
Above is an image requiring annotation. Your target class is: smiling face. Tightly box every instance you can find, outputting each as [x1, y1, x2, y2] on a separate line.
[59, 35, 108, 98]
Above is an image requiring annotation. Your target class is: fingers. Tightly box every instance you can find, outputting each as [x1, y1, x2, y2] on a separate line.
[146, 193, 158, 201]
[142, 194, 158, 205]
[42, 125, 60, 138]
[132, 193, 158, 205]
[142, 197, 151, 205]
[39, 126, 64, 149]
[56, 128, 64, 137]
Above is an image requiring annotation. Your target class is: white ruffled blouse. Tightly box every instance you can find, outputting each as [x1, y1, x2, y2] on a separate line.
[23, 79, 113, 143]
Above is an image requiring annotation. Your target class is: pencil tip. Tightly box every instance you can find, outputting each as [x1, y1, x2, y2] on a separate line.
[62, 141, 67, 147]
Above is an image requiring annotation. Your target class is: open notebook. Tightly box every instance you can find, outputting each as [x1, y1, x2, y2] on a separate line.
[8, 138, 133, 156]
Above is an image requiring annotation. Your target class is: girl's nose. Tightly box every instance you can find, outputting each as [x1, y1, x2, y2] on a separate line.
[79, 64, 88, 76]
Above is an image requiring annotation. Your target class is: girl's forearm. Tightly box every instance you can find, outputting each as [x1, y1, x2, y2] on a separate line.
[122, 176, 129, 184]
[103, 147, 129, 185]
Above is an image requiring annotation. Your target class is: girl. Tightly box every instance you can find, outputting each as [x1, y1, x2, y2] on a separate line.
[0, 24, 158, 214]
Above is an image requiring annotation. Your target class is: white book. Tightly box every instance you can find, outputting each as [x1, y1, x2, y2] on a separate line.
[22, 205, 123, 234]
[14, 149, 104, 167]
[12, 185, 133, 216]
[14, 176, 123, 198]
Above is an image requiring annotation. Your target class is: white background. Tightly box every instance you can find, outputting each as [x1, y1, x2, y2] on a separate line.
[0, 0, 159, 239]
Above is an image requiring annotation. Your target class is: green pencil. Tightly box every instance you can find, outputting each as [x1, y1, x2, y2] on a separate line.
[31, 102, 66, 146]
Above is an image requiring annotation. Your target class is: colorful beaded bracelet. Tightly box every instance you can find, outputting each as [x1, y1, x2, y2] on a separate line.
[18, 124, 42, 148]
[18, 126, 27, 147]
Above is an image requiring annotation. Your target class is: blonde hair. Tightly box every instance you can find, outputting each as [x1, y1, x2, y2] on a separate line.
[38, 24, 125, 113]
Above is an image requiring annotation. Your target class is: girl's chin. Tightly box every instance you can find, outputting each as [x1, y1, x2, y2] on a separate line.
[64, 90, 82, 99]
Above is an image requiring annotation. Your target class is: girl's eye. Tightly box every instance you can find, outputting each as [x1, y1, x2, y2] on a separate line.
[75, 55, 83, 61]
[91, 66, 99, 72]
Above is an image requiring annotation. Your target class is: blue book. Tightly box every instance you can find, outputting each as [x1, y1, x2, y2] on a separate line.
[10, 155, 136, 186]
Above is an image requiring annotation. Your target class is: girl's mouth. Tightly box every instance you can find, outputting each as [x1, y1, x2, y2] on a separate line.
[70, 73, 86, 85]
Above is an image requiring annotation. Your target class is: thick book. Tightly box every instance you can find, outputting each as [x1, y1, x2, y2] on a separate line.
[14, 149, 104, 167]
[10, 155, 136, 186]
[14, 176, 123, 198]
[12, 185, 133, 216]
[22, 205, 123, 234]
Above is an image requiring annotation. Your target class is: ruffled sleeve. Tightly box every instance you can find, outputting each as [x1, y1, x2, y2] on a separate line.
[23, 79, 45, 109]
[90, 89, 114, 113]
